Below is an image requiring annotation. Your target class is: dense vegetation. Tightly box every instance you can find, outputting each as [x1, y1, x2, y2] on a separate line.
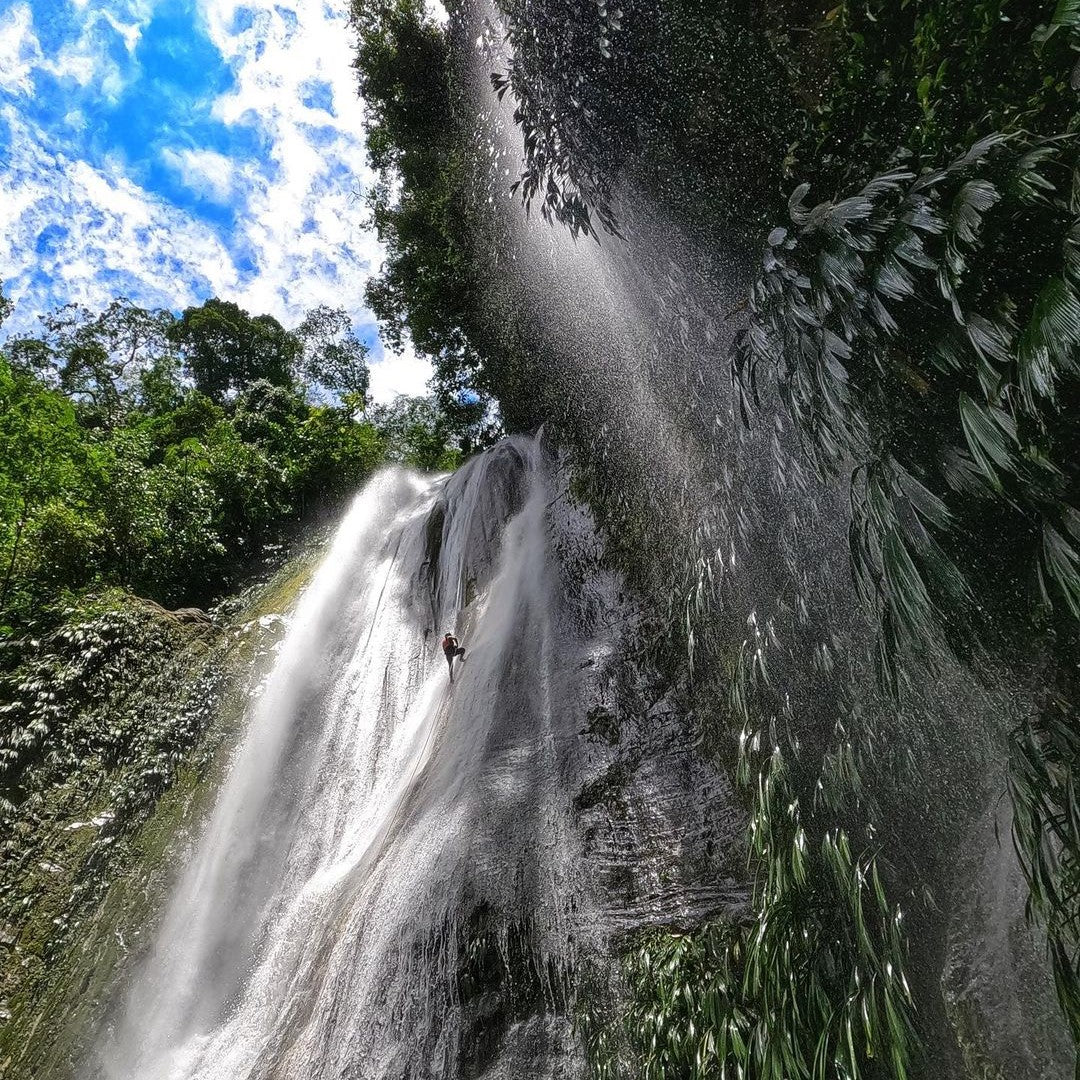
[351, 0, 566, 432]
[3, 0, 1078, 1073]
[0, 558, 320, 1078]
[354, 0, 1080, 414]
[353, 0, 506, 431]
[0, 292, 468, 635]
[351, 0, 1080, 1076]
[733, 14, 1080, 1060]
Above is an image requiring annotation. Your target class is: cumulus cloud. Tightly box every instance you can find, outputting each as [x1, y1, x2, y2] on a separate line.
[0, 104, 239, 319]
[194, 0, 384, 323]
[161, 146, 237, 204]
[37, 4, 138, 102]
[98, 8, 145, 53]
[369, 340, 435, 403]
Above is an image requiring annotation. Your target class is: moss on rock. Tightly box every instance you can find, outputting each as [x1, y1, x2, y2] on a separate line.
[0, 540, 324, 1080]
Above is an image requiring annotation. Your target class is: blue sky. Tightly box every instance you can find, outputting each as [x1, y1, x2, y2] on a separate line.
[0, 0, 432, 400]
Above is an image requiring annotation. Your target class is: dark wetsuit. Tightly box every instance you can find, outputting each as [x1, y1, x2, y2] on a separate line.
[442, 636, 465, 679]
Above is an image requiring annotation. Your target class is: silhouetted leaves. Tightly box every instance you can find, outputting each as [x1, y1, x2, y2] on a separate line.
[737, 130, 1080, 1053]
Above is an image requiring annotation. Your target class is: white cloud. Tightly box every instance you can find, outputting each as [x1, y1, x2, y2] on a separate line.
[0, 2, 150, 102]
[39, 6, 141, 104]
[0, 3, 42, 96]
[0, 105, 238, 325]
[161, 146, 237, 204]
[100, 9, 145, 53]
[193, 0, 383, 324]
[47, 48, 100, 87]
[368, 340, 433, 403]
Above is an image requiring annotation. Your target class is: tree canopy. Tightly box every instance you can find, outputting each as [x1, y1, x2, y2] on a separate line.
[0, 290, 468, 632]
[169, 298, 300, 403]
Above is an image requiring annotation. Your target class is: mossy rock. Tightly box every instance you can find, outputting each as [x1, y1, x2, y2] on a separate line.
[0, 541, 324, 1080]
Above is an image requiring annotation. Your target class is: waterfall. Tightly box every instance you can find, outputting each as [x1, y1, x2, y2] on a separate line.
[96, 437, 592, 1080]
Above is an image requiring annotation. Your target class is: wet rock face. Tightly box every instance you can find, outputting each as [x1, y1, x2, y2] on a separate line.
[452, 911, 579, 1080]
[942, 790, 1072, 1080]
[472, 1015, 581, 1080]
[410, 437, 747, 1076]
[575, 731, 747, 936]
[9, 438, 1069, 1080]
[483, 440, 747, 937]
[420, 443, 1073, 1080]
[0, 550, 319, 1080]
[425, 439, 530, 623]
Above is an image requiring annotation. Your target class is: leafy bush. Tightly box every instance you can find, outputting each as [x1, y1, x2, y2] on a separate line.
[587, 713, 916, 1080]
[734, 135, 1080, 667]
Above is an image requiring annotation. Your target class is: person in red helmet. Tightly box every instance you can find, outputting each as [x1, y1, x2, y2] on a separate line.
[441, 632, 465, 681]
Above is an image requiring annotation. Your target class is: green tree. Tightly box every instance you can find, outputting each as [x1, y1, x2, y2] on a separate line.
[86, 429, 168, 587]
[0, 292, 447, 626]
[35, 299, 178, 426]
[5, 338, 58, 381]
[232, 379, 308, 459]
[295, 306, 371, 409]
[146, 391, 225, 452]
[296, 408, 385, 501]
[353, 0, 560, 435]
[369, 394, 462, 470]
[0, 360, 85, 621]
[137, 353, 185, 415]
[169, 298, 301, 402]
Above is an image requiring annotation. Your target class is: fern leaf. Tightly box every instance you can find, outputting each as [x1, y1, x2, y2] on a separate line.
[958, 393, 1016, 489]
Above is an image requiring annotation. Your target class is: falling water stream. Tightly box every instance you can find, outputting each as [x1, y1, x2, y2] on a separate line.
[98, 439, 598, 1080]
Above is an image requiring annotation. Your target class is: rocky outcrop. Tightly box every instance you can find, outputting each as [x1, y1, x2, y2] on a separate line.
[942, 789, 1072, 1079]
[0, 551, 324, 1080]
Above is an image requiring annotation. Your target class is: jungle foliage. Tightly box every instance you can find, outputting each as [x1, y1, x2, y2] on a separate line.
[0, 564, 310, 1074]
[588, 741, 915, 1080]
[490, 0, 1080, 1068]
[0, 292, 462, 634]
[731, 13, 1080, 1051]
[351, 0, 565, 433]
[784, 0, 1080, 193]
[490, 0, 798, 243]
[492, 0, 1080, 242]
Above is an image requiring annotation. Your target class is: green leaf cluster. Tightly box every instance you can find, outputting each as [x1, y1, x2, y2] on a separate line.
[587, 724, 916, 1080]
[734, 123, 1080, 1066]
[736, 135, 1080, 671]
[0, 292, 464, 631]
[790, 0, 1080, 193]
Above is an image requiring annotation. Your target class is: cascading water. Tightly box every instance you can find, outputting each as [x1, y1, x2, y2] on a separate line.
[94, 437, 604, 1080]
[62, 7, 1066, 1076]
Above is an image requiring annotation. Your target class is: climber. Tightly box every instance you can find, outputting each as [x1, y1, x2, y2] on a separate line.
[441, 632, 465, 681]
